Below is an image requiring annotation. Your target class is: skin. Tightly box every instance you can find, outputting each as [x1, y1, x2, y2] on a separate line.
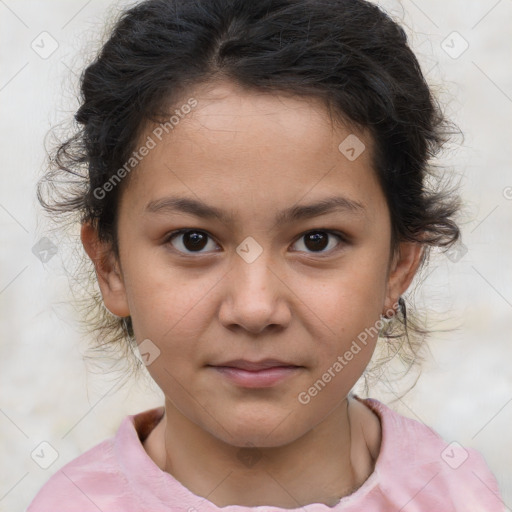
[81, 80, 424, 508]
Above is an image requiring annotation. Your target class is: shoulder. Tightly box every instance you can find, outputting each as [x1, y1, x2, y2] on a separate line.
[26, 415, 138, 512]
[353, 396, 505, 511]
[26, 437, 128, 512]
[27, 407, 165, 511]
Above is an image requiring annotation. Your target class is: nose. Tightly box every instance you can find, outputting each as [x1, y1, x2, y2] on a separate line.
[218, 253, 292, 334]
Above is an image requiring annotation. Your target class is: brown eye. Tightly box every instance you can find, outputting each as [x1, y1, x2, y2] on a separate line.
[166, 230, 218, 254]
[292, 230, 345, 254]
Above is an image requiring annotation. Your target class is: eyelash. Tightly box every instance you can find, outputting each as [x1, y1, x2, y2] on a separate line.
[163, 229, 349, 256]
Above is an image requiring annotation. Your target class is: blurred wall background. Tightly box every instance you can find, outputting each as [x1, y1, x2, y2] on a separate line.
[0, 0, 511, 510]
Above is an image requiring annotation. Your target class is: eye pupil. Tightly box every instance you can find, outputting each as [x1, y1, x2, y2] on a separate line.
[184, 231, 207, 251]
[305, 232, 328, 251]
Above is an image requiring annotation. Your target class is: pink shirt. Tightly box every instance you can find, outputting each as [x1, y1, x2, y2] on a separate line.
[27, 397, 505, 511]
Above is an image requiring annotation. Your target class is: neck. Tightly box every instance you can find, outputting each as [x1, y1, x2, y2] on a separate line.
[144, 395, 380, 508]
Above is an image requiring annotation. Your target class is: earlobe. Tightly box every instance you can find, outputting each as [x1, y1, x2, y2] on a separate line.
[383, 242, 424, 315]
[80, 222, 130, 317]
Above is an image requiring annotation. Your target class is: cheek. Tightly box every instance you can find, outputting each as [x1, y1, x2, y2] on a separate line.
[298, 259, 389, 378]
[304, 260, 388, 336]
[126, 271, 214, 394]
[123, 255, 216, 349]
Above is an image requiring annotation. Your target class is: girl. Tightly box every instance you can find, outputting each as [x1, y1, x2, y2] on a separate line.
[28, 0, 505, 510]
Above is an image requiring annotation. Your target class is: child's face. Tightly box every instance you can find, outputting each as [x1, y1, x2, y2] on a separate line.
[84, 80, 421, 447]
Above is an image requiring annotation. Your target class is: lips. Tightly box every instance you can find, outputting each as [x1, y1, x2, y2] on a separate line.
[208, 358, 302, 371]
[209, 363, 303, 388]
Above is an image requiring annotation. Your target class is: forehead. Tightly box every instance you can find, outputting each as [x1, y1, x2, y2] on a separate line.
[119, 81, 383, 222]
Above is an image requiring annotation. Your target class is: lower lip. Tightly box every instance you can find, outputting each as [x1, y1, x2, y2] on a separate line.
[210, 366, 302, 388]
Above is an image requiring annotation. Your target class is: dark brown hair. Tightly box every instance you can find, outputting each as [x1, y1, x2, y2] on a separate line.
[37, 0, 462, 397]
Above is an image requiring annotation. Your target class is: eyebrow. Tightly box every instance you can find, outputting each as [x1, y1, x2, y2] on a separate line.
[144, 194, 366, 224]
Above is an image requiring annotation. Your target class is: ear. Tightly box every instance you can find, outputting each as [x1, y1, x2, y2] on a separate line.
[80, 222, 130, 317]
[383, 241, 424, 316]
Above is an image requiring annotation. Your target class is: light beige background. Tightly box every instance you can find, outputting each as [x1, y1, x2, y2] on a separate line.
[0, 0, 511, 510]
